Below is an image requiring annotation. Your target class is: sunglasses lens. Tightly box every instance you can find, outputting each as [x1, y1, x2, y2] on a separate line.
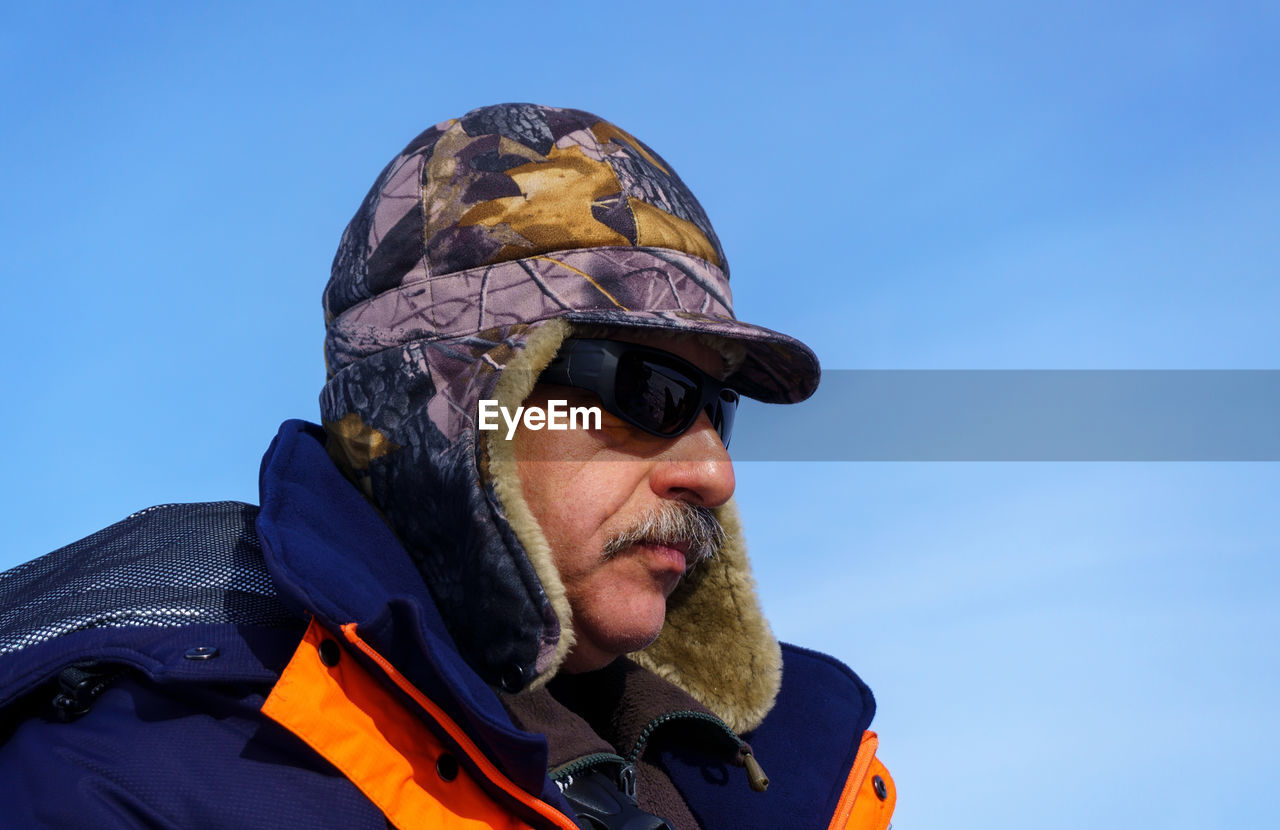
[615, 352, 702, 436]
[708, 388, 739, 447]
[541, 339, 740, 447]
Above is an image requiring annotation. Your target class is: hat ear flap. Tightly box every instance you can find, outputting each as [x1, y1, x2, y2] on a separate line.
[632, 500, 782, 733]
[485, 318, 578, 685]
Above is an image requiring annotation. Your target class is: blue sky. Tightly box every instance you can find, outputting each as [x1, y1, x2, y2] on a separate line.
[3, 2, 1277, 827]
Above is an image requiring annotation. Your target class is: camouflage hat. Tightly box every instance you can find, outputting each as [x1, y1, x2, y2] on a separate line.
[322, 102, 820, 403]
[317, 104, 811, 698]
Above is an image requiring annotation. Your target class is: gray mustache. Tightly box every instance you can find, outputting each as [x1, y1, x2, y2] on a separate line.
[602, 502, 726, 571]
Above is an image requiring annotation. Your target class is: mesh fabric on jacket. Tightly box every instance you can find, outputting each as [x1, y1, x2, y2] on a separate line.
[0, 502, 295, 655]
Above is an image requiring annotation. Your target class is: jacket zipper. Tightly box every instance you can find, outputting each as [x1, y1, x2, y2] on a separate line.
[549, 711, 771, 803]
[551, 751, 629, 782]
[626, 710, 769, 792]
[550, 751, 635, 799]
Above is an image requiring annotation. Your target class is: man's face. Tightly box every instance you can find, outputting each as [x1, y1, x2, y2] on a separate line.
[513, 332, 736, 673]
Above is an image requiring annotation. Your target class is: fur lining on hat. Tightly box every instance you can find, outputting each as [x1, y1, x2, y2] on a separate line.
[632, 501, 781, 734]
[486, 320, 781, 732]
[487, 318, 577, 686]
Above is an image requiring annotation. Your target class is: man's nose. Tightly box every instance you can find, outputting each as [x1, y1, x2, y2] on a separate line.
[648, 412, 736, 508]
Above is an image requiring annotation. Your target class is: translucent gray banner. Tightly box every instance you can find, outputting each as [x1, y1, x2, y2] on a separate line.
[730, 371, 1280, 461]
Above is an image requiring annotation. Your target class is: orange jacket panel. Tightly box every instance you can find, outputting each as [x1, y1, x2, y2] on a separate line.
[262, 619, 578, 830]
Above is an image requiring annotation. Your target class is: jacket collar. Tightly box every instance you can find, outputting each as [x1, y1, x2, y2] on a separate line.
[504, 657, 748, 773]
[254, 419, 552, 798]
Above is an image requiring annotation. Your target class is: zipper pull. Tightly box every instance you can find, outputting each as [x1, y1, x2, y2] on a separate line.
[618, 763, 638, 799]
[742, 749, 769, 793]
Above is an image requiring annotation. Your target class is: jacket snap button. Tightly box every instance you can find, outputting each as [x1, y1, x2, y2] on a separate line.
[872, 774, 888, 800]
[184, 646, 219, 661]
[499, 663, 524, 693]
[436, 753, 459, 782]
[318, 639, 341, 667]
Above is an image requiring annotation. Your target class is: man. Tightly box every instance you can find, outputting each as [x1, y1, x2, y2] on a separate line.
[0, 103, 894, 829]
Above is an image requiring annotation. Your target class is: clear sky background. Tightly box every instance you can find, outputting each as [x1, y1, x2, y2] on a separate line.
[3, 2, 1277, 827]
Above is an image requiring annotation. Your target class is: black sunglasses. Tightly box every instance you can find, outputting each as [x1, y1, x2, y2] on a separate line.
[539, 338, 740, 447]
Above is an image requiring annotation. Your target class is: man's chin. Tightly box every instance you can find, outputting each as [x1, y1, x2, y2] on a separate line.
[562, 622, 665, 673]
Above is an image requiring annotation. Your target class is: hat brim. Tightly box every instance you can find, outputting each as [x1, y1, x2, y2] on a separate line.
[560, 308, 820, 405]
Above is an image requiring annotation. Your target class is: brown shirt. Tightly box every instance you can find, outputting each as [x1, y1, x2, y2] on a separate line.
[503, 657, 754, 830]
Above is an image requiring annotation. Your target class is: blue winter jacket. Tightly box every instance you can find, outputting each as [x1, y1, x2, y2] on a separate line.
[0, 421, 894, 829]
